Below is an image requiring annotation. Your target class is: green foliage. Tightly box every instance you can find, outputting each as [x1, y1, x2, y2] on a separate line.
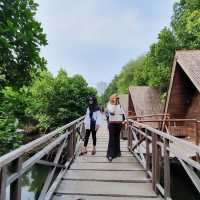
[102, 75, 119, 104]
[0, 109, 24, 156]
[0, 68, 96, 154]
[145, 27, 177, 91]
[26, 69, 96, 129]
[0, 0, 47, 89]
[116, 56, 147, 93]
[1, 87, 30, 124]
[172, 0, 200, 48]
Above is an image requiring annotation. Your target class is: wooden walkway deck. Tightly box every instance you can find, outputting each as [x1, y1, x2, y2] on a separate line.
[52, 121, 161, 200]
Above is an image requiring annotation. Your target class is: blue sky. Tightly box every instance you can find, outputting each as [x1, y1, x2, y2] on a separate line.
[36, 0, 177, 86]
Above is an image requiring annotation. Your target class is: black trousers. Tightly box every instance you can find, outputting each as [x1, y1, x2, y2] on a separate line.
[84, 126, 97, 147]
[107, 123, 122, 158]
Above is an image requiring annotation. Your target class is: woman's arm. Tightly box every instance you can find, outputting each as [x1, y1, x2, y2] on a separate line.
[84, 108, 89, 124]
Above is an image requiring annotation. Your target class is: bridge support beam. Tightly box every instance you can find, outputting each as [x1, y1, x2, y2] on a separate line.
[164, 138, 171, 199]
[10, 157, 22, 200]
[0, 166, 7, 200]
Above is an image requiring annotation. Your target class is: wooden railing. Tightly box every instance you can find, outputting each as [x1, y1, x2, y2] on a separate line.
[127, 119, 200, 200]
[0, 116, 85, 200]
[138, 118, 200, 146]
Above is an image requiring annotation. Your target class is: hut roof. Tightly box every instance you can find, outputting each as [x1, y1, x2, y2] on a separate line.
[129, 86, 164, 117]
[118, 94, 128, 115]
[174, 50, 200, 92]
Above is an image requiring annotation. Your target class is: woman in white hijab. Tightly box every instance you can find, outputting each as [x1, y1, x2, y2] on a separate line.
[106, 94, 126, 161]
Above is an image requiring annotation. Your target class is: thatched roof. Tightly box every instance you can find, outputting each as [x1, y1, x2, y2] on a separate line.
[119, 94, 128, 115]
[129, 86, 164, 117]
[174, 50, 200, 92]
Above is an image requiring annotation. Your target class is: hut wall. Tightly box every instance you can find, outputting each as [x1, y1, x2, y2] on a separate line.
[168, 64, 200, 139]
[185, 92, 200, 139]
[128, 93, 136, 117]
[168, 64, 194, 120]
[186, 91, 200, 120]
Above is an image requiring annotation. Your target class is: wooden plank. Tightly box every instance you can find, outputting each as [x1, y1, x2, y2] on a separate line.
[70, 162, 143, 171]
[81, 151, 132, 157]
[63, 170, 150, 182]
[55, 180, 157, 197]
[53, 194, 162, 200]
[76, 156, 138, 163]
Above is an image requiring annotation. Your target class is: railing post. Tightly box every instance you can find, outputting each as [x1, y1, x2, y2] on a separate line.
[0, 166, 7, 200]
[10, 157, 22, 200]
[67, 129, 74, 160]
[152, 132, 160, 193]
[145, 129, 150, 177]
[164, 138, 171, 199]
[72, 124, 76, 154]
[80, 123, 85, 139]
[128, 123, 133, 151]
[195, 121, 200, 162]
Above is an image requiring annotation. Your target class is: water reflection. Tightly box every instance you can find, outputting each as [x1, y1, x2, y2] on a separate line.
[7, 165, 50, 200]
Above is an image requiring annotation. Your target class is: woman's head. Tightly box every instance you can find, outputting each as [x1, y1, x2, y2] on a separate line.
[109, 94, 119, 105]
[88, 95, 100, 111]
[88, 96, 97, 105]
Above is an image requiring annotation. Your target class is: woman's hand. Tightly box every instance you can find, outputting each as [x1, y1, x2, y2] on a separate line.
[96, 124, 100, 131]
[122, 120, 128, 129]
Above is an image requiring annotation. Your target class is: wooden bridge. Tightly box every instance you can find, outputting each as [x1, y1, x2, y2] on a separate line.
[0, 115, 200, 200]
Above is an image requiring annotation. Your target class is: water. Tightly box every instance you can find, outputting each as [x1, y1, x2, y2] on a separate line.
[171, 162, 200, 200]
[7, 165, 50, 200]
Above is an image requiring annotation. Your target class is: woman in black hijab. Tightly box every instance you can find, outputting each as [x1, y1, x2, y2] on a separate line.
[82, 96, 102, 155]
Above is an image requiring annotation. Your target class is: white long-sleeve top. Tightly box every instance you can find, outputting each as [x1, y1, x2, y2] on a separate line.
[107, 103, 125, 122]
[84, 108, 102, 130]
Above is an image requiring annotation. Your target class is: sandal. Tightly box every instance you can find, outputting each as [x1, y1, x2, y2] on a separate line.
[79, 150, 87, 156]
[108, 156, 112, 162]
[91, 150, 96, 155]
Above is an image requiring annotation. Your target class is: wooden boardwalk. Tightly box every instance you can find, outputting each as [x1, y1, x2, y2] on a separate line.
[52, 120, 161, 200]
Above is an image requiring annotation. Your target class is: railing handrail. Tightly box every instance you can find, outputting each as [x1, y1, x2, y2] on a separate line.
[132, 114, 170, 118]
[0, 116, 84, 168]
[129, 119, 200, 154]
[137, 118, 198, 123]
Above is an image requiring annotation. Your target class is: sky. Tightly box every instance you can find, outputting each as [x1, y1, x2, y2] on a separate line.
[36, 0, 176, 87]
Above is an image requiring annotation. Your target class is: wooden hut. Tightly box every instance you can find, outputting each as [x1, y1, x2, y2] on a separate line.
[128, 86, 164, 129]
[119, 94, 128, 116]
[164, 50, 200, 142]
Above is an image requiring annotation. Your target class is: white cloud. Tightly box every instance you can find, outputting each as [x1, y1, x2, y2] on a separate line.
[35, 0, 175, 85]
[36, 0, 143, 48]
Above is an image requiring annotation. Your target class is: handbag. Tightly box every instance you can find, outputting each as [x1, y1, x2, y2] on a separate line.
[109, 114, 124, 123]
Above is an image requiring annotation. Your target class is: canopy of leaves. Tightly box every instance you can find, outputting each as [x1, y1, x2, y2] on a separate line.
[172, 0, 200, 48]
[0, 0, 47, 89]
[26, 69, 97, 129]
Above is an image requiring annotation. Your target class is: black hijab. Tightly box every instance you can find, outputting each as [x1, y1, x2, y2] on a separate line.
[88, 96, 100, 122]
